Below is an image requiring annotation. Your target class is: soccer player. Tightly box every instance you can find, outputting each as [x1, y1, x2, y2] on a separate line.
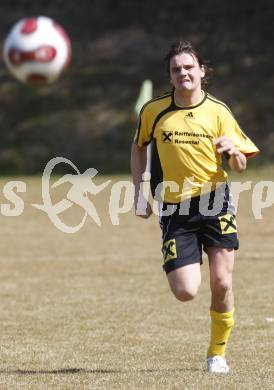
[131, 40, 259, 373]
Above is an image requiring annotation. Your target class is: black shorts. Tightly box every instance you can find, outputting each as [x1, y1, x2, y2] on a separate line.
[160, 183, 239, 274]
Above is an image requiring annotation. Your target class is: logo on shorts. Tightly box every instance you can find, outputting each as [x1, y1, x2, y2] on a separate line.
[218, 214, 237, 234]
[161, 131, 173, 143]
[162, 238, 177, 262]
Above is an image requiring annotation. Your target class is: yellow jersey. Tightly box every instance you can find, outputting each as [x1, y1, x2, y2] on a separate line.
[134, 90, 259, 203]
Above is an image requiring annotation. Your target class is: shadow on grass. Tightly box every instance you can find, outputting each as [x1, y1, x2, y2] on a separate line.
[0, 367, 200, 375]
[0, 369, 120, 375]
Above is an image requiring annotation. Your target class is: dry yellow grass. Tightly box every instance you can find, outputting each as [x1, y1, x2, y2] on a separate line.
[0, 174, 273, 389]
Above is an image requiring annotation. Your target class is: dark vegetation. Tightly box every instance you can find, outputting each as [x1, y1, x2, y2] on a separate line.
[0, 1, 273, 174]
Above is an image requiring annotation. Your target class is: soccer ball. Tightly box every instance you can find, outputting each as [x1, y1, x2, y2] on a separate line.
[3, 16, 71, 85]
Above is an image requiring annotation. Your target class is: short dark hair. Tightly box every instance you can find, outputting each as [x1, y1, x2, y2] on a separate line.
[164, 40, 213, 88]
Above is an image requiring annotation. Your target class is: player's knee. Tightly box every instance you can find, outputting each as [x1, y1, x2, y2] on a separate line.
[211, 276, 232, 297]
[172, 284, 199, 302]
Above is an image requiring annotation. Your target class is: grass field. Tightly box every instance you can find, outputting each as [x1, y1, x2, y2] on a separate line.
[0, 173, 274, 389]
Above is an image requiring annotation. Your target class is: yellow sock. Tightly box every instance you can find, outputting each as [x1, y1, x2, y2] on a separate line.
[207, 308, 235, 357]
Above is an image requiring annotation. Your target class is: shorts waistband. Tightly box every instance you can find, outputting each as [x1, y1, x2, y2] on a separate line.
[162, 183, 232, 216]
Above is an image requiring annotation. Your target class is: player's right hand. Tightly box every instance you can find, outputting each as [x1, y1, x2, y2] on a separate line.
[135, 201, 153, 219]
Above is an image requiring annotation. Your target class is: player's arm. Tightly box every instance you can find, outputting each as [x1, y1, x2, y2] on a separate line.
[130, 142, 152, 218]
[214, 136, 247, 172]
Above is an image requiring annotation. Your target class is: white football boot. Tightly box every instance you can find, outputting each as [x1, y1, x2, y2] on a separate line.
[207, 355, 230, 373]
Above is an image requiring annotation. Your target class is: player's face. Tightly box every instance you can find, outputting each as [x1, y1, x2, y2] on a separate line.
[169, 52, 205, 93]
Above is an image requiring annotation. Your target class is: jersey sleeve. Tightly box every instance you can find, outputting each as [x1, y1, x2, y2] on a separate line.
[134, 104, 154, 147]
[219, 106, 259, 158]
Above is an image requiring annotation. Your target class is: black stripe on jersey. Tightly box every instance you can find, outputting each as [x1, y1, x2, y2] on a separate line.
[206, 93, 234, 117]
[135, 92, 172, 145]
[139, 91, 172, 116]
[150, 139, 163, 199]
[150, 104, 177, 140]
[207, 93, 249, 140]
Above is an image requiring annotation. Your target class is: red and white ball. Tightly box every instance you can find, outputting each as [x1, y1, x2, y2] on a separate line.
[3, 16, 71, 85]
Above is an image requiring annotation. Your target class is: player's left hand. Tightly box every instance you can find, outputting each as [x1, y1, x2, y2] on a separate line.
[214, 136, 239, 157]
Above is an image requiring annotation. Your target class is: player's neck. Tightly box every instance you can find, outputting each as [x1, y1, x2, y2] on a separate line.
[174, 89, 204, 107]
